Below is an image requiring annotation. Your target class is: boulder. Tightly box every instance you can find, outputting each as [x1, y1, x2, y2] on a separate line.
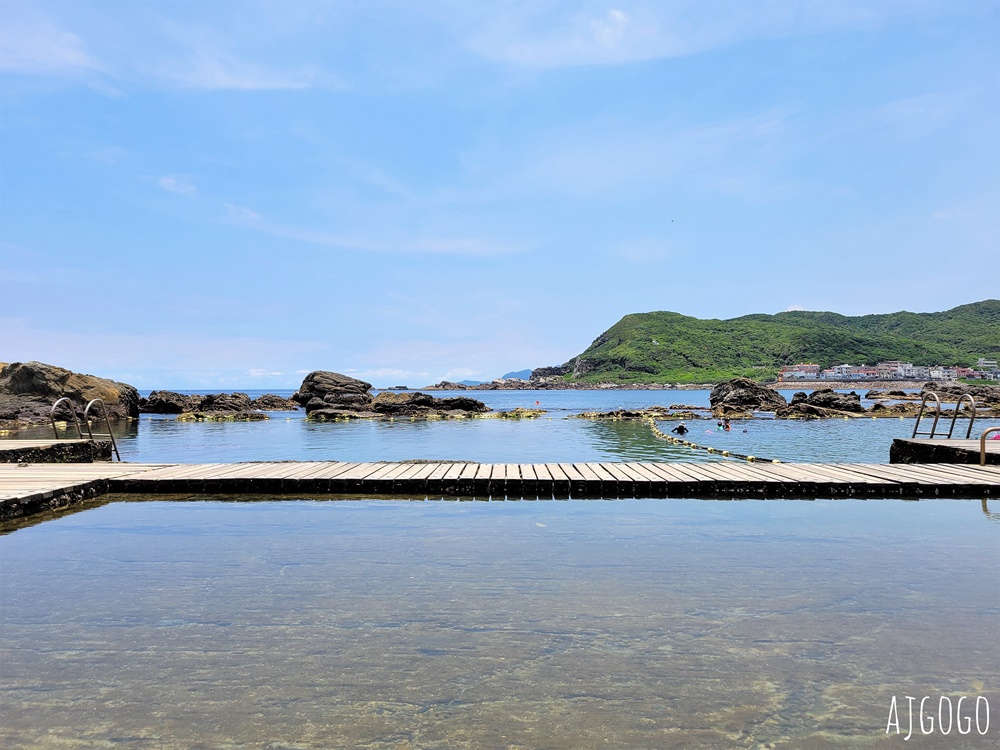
[0, 361, 139, 426]
[250, 393, 299, 411]
[370, 391, 490, 417]
[293, 371, 374, 412]
[141, 390, 202, 414]
[199, 392, 253, 412]
[709, 378, 787, 417]
[789, 389, 865, 413]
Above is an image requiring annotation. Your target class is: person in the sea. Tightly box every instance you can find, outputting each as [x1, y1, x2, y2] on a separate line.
[724, 418, 731, 432]
[672, 422, 689, 436]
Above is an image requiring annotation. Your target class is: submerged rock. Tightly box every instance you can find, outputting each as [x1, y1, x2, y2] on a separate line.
[176, 411, 269, 422]
[0, 361, 139, 427]
[710, 378, 787, 417]
[483, 408, 546, 419]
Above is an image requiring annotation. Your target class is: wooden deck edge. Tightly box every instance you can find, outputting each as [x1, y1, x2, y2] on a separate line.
[106, 475, 999, 500]
[0, 479, 112, 523]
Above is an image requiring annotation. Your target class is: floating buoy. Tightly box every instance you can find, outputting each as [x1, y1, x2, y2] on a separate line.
[747, 456, 756, 462]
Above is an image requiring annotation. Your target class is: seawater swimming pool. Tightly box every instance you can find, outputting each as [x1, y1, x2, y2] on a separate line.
[12, 388, 998, 465]
[1, 497, 997, 749]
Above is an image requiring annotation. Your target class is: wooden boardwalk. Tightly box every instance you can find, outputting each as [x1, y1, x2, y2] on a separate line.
[2, 461, 998, 521]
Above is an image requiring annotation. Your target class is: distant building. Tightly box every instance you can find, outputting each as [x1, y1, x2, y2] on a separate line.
[779, 363, 821, 380]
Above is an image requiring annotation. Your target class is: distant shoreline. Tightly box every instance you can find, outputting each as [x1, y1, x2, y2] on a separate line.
[421, 379, 931, 392]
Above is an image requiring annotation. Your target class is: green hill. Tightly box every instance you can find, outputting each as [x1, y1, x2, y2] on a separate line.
[558, 300, 1000, 384]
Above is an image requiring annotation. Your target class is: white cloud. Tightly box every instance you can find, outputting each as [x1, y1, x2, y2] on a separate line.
[159, 176, 198, 196]
[247, 369, 284, 378]
[155, 50, 318, 91]
[785, 304, 805, 311]
[591, 9, 630, 48]
[0, 15, 100, 74]
[225, 203, 262, 222]
[459, 1, 952, 69]
[226, 210, 521, 257]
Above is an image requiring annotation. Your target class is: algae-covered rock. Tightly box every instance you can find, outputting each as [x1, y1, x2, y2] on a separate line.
[176, 411, 269, 422]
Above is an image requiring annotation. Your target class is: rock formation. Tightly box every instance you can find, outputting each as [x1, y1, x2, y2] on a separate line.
[292, 371, 374, 413]
[140, 391, 298, 414]
[295, 371, 491, 420]
[250, 394, 299, 411]
[921, 381, 1000, 406]
[0, 361, 139, 427]
[709, 378, 787, 417]
[140, 391, 202, 414]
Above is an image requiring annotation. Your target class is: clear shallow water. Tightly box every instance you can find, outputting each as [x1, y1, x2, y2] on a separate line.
[1, 498, 997, 749]
[11, 389, 995, 464]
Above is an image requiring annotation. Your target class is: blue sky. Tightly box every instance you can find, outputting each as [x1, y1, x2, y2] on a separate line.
[1, 1, 997, 389]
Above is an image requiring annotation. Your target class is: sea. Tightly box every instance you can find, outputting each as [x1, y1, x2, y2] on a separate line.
[2, 388, 997, 748]
[10, 387, 998, 465]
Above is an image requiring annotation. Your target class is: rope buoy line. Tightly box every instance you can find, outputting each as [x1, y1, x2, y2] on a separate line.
[647, 419, 781, 464]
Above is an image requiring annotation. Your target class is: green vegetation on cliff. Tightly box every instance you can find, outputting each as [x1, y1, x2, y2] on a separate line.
[561, 300, 1000, 384]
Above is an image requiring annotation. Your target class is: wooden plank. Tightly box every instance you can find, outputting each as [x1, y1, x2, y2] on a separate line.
[559, 463, 588, 496]
[444, 463, 466, 481]
[336, 462, 385, 479]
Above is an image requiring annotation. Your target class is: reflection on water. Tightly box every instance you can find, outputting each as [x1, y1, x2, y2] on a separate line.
[1, 499, 997, 749]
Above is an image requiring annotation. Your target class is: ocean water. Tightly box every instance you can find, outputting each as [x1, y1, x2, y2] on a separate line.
[10, 388, 996, 464]
[1, 498, 997, 749]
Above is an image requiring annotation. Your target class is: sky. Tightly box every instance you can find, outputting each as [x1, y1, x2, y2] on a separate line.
[1, 1, 997, 389]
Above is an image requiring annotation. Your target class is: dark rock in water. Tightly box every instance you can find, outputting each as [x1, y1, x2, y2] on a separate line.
[0, 361, 139, 426]
[176, 411, 268, 422]
[294, 371, 374, 412]
[790, 388, 865, 413]
[709, 378, 787, 417]
[865, 388, 911, 399]
[423, 381, 469, 390]
[777, 390, 867, 419]
[141, 390, 202, 414]
[250, 393, 299, 411]
[305, 408, 378, 421]
[370, 391, 490, 417]
[200, 392, 253, 412]
[921, 381, 1000, 406]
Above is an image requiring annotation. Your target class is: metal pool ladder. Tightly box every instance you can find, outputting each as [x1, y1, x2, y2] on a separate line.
[912, 391, 976, 439]
[49, 397, 122, 461]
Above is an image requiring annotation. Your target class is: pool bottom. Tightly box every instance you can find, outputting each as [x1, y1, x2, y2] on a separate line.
[1, 498, 997, 749]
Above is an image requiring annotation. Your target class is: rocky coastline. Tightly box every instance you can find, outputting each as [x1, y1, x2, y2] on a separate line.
[3, 362, 998, 431]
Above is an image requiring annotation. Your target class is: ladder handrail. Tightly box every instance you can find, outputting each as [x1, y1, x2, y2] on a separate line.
[49, 397, 84, 440]
[82, 398, 122, 461]
[947, 394, 976, 439]
[981, 427, 1000, 466]
[912, 392, 942, 438]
